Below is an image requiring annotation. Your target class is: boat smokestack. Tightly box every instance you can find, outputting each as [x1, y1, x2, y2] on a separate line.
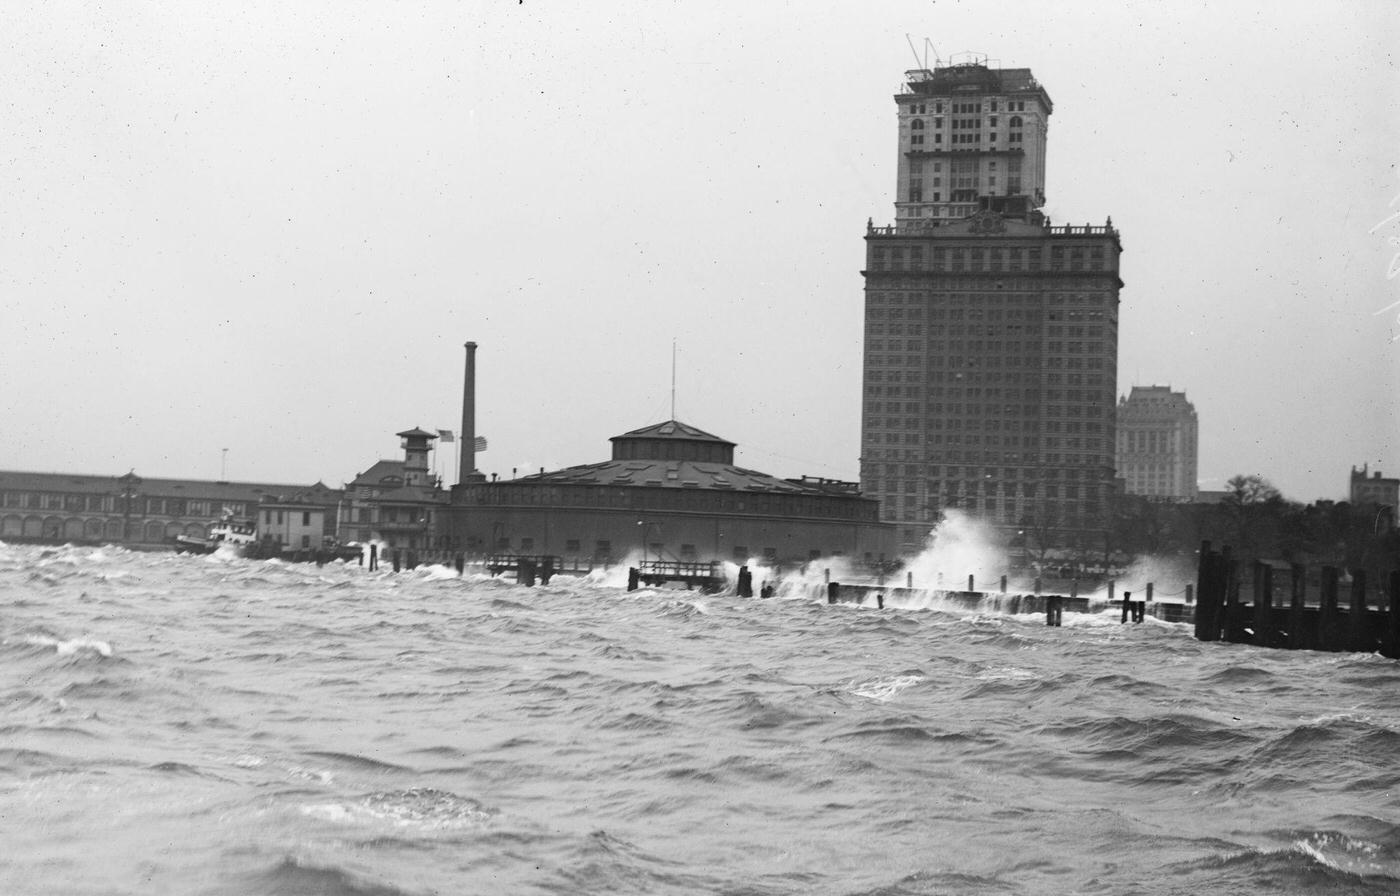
[460, 341, 478, 485]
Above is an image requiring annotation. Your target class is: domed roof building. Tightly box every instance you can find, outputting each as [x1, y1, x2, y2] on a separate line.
[446, 419, 893, 567]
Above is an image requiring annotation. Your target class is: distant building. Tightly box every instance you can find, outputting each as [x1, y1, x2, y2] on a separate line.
[257, 500, 330, 552]
[0, 470, 340, 546]
[338, 428, 449, 552]
[446, 420, 894, 566]
[1349, 464, 1398, 509]
[861, 58, 1121, 552]
[1116, 386, 1199, 501]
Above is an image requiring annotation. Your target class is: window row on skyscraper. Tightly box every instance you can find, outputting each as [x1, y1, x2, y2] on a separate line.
[901, 99, 1033, 115]
[864, 446, 1103, 469]
[866, 287, 1112, 306]
[866, 429, 1106, 450]
[864, 382, 1107, 407]
[867, 336, 1108, 353]
[864, 357, 1111, 381]
[869, 247, 1111, 273]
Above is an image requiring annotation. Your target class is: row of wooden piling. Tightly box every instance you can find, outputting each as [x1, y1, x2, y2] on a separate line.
[438, 554, 1189, 632]
[1194, 541, 1400, 656]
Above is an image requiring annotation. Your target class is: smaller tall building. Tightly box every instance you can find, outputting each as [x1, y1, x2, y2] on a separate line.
[1349, 464, 1398, 509]
[339, 428, 450, 551]
[1115, 386, 1198, 501]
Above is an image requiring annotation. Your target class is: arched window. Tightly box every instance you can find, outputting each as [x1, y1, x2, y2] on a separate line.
[911, 119, 924, 130]
[1009, 116, 1022, 128]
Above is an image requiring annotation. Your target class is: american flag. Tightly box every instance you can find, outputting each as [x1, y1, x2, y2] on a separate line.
[474, 436, 488, 451]
[436, 429, 455, 443]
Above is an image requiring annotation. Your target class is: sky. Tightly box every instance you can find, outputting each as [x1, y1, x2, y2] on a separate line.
[2, 0, 1397, 502]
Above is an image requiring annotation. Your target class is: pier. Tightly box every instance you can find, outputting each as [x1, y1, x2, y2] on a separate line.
[817, 580, 1192, 626]
[626, 560, 726, 593]
[484, 553, 596, 585]
[1193, 542, 1400, 657]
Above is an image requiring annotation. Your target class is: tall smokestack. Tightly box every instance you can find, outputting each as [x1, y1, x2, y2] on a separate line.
[459, 341, 478, 485]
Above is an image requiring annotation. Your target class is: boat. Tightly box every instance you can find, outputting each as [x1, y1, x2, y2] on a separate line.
[172, 515, 258, 555]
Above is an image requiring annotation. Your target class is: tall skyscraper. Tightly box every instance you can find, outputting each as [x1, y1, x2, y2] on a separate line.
[860, 57, 1123, 553]
[1115, 386, 1199, 501]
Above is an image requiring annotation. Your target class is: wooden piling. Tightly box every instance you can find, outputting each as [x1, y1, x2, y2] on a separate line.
[737, 566, 753, 598]
[1046, 594, 1062, 627]
[1320, 566, 1340, 651]
[968, 574, 975, 592]
[1252, 562, 1273, 648]
[1288, 564, 1306, 650]
[1146, 582, 1154, 603]
[518, 558, 536, 586]
[1121, 591, 1131, 624]
[627, 567, 640, 591]
[1222, 547, 1243, 642]
[1387, 571, 1400, 659]
[827, 581, 840, 605]
[1000, 575, 1007, 594]
[1193, 541, 1217, 641]
[907, 571, 913, 589]
[1349, 569, 1370, 652]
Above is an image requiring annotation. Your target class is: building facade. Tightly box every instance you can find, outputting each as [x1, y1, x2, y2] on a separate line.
[0, 470, 341, 546]
[446, 420, 894, 567]
[893, 57, 1051, 227]
[861, 60, 1123, 554]
[257, 500, 330, 552]
[338, 428, 450, 552]
[1115, 386, 1199, 501]
[1349, 464, 1398, 509]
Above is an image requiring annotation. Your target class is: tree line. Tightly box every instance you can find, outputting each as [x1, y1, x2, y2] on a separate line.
[1106, 474, 1397, 581]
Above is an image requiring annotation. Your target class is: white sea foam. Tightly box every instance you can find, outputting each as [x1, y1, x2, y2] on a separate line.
[850, 674, 925, 702]
[974, 666, 1037, 682]
[417, 563, 460, 581]
[300, 789, 497, 831]
[286, 765, 334, 784]
[24, 635, 113, 657]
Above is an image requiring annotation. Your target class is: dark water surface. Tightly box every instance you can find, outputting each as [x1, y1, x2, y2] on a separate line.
[3, 543, 1399, 895]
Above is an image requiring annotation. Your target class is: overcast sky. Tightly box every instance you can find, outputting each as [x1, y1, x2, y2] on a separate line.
[3, 0, 1397, 502]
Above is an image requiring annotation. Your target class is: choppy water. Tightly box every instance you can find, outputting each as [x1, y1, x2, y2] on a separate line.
[4, 543, 1400, 895]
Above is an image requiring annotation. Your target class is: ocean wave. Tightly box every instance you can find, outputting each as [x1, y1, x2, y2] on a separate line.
[849, 674, 925, 702]
[1172, 835, 1400, 890]
[301, 788, 499, 833]
[825, 719, 943, 745]
[213, 856, 419, 896]
[1039, 713, 1259, 759]
[2, 540, 1397, 895]
[301, 751, 414, 774]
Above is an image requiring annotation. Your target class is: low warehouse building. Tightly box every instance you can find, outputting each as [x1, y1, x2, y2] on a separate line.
[445, 420, 894, 567]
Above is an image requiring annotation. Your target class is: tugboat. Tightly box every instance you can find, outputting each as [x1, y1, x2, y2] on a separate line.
[172, 512, 258, 556]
